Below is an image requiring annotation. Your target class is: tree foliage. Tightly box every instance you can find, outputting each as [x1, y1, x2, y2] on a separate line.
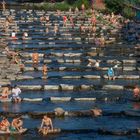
[104, 0, 124, 14]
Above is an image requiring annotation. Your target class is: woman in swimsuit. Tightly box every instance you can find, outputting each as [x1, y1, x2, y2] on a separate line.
[0, 117, 10, 133]
[0, 85, 11, 99]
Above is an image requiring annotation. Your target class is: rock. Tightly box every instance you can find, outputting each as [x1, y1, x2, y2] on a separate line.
[80, 85, 93, 90]
[103, 85, 124, 90]
[59, 67, 66, 71]
[16, 75, 34, 80]
[43, 59, 52, 63]
[44, 85, 59, 90]
[83, 75, 101, 79]
[60, 84, 74, 91]
[24, 67, 34, 71]
[74, 98, 96, 101]
[50, 97, 71, 102]
[54, 107, 65, 116]
[123, 67, 136, 71]
[62, 76, 81, 79]
[19, 85, 42, 90]
[123, 60, 136, 64]
[57, 59, 65, 63]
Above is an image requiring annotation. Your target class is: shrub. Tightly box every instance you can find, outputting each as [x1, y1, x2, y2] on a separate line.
[73, 0, 90, 9]
[123, 7, 136, 19]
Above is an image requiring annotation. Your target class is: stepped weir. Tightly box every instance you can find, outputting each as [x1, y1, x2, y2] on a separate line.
[0, 3, 140, 139]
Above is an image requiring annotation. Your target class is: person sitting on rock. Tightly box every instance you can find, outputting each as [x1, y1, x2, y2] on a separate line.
[0, 117, 10, 133]
[11, 116, 25, 132]
[107, 67, 115, 80]
[11, 85, 21, 103]
[11, 31, 17, 40]
[0, 84, 11, 99]
[39, 115, 53, 135]
[22, 32, 28, 40]
[133, 85, 140, 99]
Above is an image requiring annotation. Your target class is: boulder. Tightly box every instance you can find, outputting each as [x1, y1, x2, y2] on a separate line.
[19, 85, 42, 90]
[123, 60, 136, 64]
[103, 85, 124, 90]
[60, 84, 74, 91]
[74, 98, 96, 101]
[83, 75, 101, 79]
[123, 67, 136, 71]
[80, 85, 93, 90]
[54, 107, 65, 117]
[44, 85, 59, 90]
[50, 97, 71, 102]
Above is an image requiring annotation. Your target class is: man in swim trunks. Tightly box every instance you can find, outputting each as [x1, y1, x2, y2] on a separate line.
[39, 115, 53, 135]
[11, 117, 24, 132]
[11, 85, 21, 103]
[0, 117, 10, 133]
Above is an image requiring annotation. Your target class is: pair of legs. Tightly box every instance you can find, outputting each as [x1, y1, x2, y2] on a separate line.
[39, 126, 51, 135]
[0, 126, 10, 133]
[108, 75, 115, 80]
[12, 97, 21, 103]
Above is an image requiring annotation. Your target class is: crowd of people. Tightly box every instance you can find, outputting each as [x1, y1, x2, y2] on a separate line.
[0, 114, 53, 135]
[0, 85, 21, 102]
[0, 1, 140, 135]
[0, 116, 25, 133]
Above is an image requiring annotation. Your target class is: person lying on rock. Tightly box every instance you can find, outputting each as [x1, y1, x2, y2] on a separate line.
[0, 117, 10, 133]
[39, 115, 53, 135]
[0, 84, 11, 100]
[11, 85, 21, 103]
[133, 85, 140, 99]
[11, 116, 25, 132]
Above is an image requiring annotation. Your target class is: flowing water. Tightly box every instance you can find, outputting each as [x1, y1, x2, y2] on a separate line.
[0, 9, 140, 140]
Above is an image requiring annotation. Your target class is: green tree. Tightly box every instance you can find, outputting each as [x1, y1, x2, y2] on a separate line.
[104, 0, 124, 14]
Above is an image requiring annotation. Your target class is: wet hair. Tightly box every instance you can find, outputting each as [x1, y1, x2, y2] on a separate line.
[2, 116, 7, 120]
[13, 85, 17, 88]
